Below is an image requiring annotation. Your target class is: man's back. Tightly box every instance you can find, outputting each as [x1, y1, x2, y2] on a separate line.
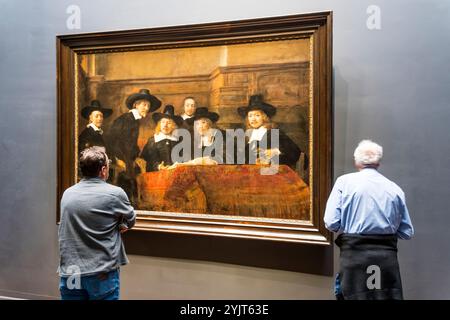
[324, 168, 413, 239]
[58, 178, 135, 277]
[325, 140, 414, 300]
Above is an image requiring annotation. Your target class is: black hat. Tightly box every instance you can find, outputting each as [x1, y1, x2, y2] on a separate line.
[81, 100, 113, 119]
[237, 94, 276, 118]
[125, 88, 162, 111]
[186, 107, 219, 125]
[152, 105, 183, 127]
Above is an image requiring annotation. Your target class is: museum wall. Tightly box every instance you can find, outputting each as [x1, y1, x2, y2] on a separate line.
[1, 0, 450, 299]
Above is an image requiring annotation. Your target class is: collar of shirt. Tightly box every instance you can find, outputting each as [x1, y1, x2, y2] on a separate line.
[130, 109, 142, 120]
[198, 128, 218, 147]
[80, 177, 105, 183]
[87, 123, 103, 134]
[181, 114, 193, 120]
[154, 132, 178, 143]
[248, 127, 268, 143]
[360, 167, 380, 175]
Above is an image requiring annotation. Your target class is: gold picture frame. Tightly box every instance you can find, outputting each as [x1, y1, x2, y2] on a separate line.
[57, 11, 333, 245]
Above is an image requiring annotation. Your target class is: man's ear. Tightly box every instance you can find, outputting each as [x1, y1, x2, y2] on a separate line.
[99, 165, 107, 178]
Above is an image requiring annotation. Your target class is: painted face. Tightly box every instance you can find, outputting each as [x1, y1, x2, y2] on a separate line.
[247, 110, 264, 129]
[183, 98, 196, 117]
[89, 110, 104, 128]
[160, 118, 176, 135]
[195, 118, 211, 136]
[134, 100, 151, 118]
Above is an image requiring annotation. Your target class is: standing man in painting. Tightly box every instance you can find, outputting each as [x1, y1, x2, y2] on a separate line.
[58, 146, 136, 300]
[324, 139, 414, 300]
[106, 88, 161, 205]
[179, 96, 197, 131]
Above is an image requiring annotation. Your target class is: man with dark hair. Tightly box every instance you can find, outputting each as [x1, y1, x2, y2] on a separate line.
[58, 146, 136, 300]
[179, 96, 197, 130]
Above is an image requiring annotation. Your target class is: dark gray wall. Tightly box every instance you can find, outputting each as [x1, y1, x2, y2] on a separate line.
[1, 0, 449, 299]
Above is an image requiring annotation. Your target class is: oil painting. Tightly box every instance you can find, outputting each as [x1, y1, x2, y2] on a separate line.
[58, 12, 332, 244]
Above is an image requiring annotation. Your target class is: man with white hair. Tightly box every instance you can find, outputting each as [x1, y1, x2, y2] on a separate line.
[324, 139, 414, 300]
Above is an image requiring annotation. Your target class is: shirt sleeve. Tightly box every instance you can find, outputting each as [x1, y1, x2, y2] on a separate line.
[396, 193, 414, 240]
[114, 188, 136, 229]
[324, 177, 343, 232]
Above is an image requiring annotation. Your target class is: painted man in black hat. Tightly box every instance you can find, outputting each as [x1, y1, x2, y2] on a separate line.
[237, 94, 306, 171]
[78, 100, 112, 155]
[140, 105, 184, 172]
[105, 89, 161, 203]
[187, 107, 227, 164]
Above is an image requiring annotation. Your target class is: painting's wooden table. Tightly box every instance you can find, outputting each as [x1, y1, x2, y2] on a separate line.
[136, 165, 310, 220]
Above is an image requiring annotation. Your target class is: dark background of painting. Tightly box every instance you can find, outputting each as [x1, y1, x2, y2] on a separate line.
[1, 0, 450, 299]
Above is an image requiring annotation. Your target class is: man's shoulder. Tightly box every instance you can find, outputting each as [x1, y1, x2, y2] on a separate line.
[336, 172, 360, 182]
[69, 180, 127, 197]
[101, 182, 128, 197]
[97, 182, 131, 205]
[62, 183, 80, 196]
[146, 136, 157, 145]
[79, 127, 93, 137]
[381, 176, 405, 196]
[113, 112, 134, 124]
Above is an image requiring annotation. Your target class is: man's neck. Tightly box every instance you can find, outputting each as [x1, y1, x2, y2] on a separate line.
[82, 176, 105, 181]
[357, 164, 379, 171]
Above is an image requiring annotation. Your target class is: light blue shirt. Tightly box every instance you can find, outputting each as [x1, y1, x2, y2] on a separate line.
[324, 168, 414, 239]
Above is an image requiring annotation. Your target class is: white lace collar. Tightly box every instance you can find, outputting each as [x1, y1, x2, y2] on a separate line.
[181, 114, 193, 120]
[248, 127, 267, 143]
[130, 109, 142, 120]
[154, 132, 178, 143]
[87, 123, 103, 134]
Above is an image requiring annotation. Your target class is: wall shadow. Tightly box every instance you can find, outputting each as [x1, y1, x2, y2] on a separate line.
[123, 230, 333, 276]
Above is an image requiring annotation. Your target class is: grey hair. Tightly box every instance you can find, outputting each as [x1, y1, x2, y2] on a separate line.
[353, 139, 383, 166]
[79, 146, 108, 177]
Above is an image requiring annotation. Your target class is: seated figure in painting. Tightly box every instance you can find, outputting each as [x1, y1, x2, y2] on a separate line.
[78, 100, 112, 155]
[186, 107, 227, 164]
[237, 94, 306, 171]
[141, 105, 184, 172]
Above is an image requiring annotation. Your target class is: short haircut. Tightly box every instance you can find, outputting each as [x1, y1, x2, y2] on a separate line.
[353, 139, 383, 166]
[79, 146, 108, 178]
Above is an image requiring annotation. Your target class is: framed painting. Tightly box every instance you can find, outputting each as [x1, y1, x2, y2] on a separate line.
[57, 11, 333, 245]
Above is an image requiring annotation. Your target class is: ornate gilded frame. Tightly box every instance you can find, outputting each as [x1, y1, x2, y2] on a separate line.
[57, 11, 333, 245]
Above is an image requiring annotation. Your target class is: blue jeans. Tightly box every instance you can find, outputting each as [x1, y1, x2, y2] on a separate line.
[334, 273, 344, 300]
[60, 269, 120, 300]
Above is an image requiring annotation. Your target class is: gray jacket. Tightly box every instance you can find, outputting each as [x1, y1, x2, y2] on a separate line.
[58, 178, 136, 277]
